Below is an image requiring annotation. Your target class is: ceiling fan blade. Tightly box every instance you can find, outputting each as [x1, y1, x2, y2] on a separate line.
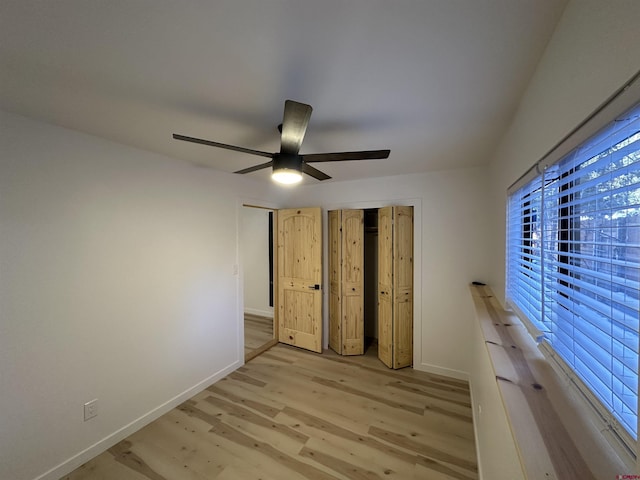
[302, 162, 331, 181]
[302, 150, 390, 163]
[173, 134, 273, 158]
[280, 100, 312, 155]
[234, 160, 274, 174]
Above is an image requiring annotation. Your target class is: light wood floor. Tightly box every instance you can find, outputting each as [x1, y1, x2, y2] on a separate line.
[244, 313, 274, 356]
[64, 345, 478, 480]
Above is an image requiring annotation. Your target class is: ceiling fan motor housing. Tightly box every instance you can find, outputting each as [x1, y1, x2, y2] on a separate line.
[273, 153, 303, 172]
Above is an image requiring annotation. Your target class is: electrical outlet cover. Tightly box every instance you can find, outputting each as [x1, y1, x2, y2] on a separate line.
[84, 399, 98, 421]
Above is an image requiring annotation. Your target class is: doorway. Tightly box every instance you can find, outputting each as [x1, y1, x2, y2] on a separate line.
[363, 208, 379, 353]
[241, 205, 324, 359]
[329, 206, 414, 369]
[240, 205, 277, 361]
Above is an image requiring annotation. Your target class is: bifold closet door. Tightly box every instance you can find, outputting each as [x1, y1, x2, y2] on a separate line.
[329, 210, 341, 353]
[328, 209, 364, 355]
[378, 206, 413, 369]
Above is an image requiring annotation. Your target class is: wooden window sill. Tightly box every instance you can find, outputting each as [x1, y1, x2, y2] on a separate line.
[469, 284, 634, 479]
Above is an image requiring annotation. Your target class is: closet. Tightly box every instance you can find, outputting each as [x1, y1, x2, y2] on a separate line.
[329, 206, 413, 369]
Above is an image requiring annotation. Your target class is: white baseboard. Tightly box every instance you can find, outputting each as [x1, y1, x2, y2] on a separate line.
[468, 382, 485, 480]
[415, 362, 470, 382]
[244, 308, 274, 318]
[35, 359, 242, 480]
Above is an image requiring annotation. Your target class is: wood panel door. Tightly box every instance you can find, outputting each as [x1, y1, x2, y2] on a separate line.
[393, 206, 414, 368]
[378, 206, 414, 369]
[378, 207, 394, 366]
[328, 210, 341, 353]
[277, 207, 323, 353]
[328, 209, 364, 355]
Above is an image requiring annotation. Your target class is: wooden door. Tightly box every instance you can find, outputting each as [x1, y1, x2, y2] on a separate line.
[378, 206, 414, 369]
[328, 210, 341, 353]
[378, 207, 394, 367]
[393, 206, 414, 368]
[277, 207, 323, 353]
[328, 210, 364, 355]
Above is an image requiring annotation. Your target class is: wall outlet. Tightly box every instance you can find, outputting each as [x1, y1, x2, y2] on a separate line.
[84, 399, 98, 421]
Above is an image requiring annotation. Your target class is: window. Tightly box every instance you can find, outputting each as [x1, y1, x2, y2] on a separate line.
[507, 99, 640, 448]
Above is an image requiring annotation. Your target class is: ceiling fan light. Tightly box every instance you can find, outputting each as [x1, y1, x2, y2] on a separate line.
[271, 168, 303, 185]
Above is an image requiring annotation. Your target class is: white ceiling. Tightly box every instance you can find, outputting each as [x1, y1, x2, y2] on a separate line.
[0, 0, 567, 184]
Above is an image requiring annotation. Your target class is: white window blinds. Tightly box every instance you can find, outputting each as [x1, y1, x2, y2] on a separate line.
[507, 175, 545, 331]
[507, 101, 640, 443]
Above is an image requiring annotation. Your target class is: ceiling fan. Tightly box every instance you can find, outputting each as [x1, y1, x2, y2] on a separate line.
[173, 100, 390, 185]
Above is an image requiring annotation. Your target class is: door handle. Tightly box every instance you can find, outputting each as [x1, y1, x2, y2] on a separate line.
[308, 284, 321, 290]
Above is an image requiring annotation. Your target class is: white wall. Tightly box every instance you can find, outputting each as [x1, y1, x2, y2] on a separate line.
[473, 1, 640, 478]
[0, 110, 285, 480]
[241, 206, 274, 317]
[286, 167, 491, 379]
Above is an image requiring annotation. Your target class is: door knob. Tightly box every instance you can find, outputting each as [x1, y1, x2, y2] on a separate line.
[308, 284, 321, 290]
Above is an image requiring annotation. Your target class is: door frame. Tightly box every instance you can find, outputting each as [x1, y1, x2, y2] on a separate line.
[321, 199, 422, 369]
[238, 201, 280, 363]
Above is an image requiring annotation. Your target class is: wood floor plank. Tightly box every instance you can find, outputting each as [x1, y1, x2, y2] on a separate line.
[63, 449, 152, 480]
[180, 402, 340, 479]
[206, 383, 284, 418]
[244, 373, 392, 437]
[131, 404, 286, 480]
[203, 395, 309, 444]
[423, 400, 473, 423]
[281, 406, 418, 465]
[311, 376, 424, 416]
[416, 455, 478, 480]
[107, 440, 169, 480]
[299, 446, 384, 480]
[285, 418, 418, 479]
[113, 436, 216, 480]
[205, 415, 341, 480]
[100, 412, 226, 480]
[214, 463, 283, 480]
[260, 351, 296, 363]
[244, 313, 274, 356]
[369, 426, 478, 475]
[227, 371, 267, 388]
[65, 344, 478, 480]
[134, 408, 225, 456]
[366, 407, 477, 467]
[387, 381, 472, 408]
